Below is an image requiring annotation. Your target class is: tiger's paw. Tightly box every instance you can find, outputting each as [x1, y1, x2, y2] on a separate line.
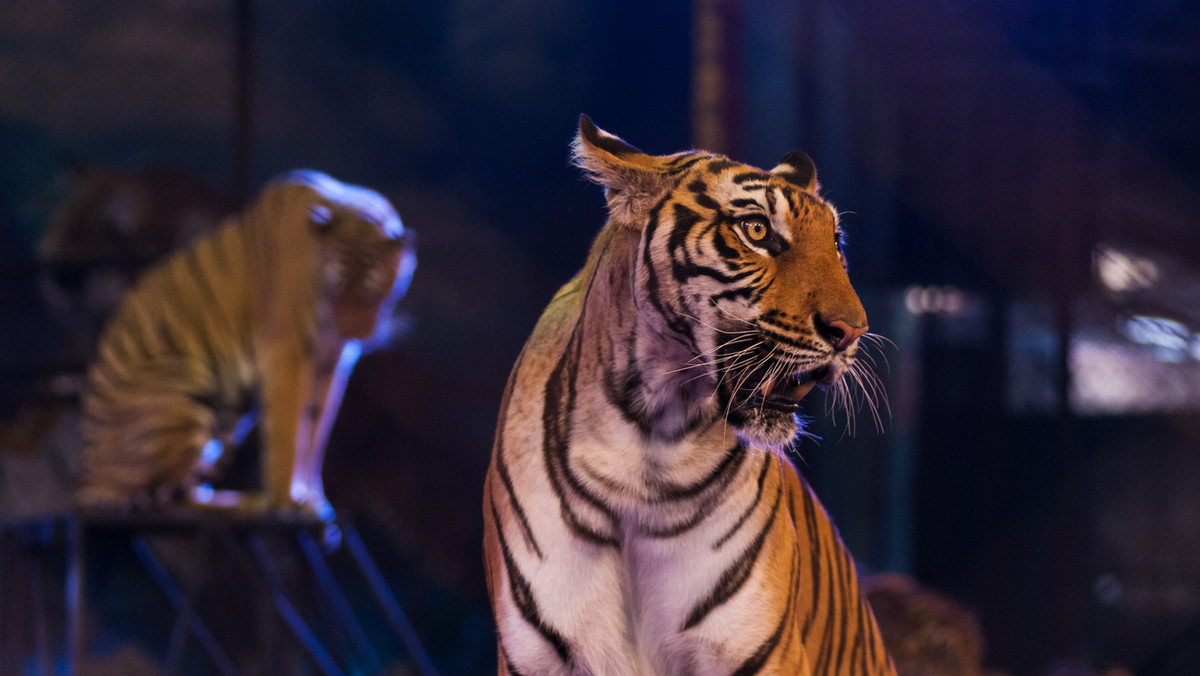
[281, 483, 335, 523]
[298, 495, 335, 524]
[271, 494, 334, 523]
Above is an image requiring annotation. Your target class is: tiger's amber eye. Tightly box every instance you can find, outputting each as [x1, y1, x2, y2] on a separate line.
[741, 220, 768, 242]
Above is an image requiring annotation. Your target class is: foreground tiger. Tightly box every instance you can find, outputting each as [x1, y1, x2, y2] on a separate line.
[78, 170, 416, 518]
[483, 117, 895, 675]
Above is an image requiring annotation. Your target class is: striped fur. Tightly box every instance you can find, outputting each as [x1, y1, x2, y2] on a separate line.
[483, 117, 895, 674]
[78, 170, 416, 517]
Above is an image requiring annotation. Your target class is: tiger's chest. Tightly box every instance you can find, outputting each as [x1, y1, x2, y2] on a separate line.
[561, 413, 787, 660]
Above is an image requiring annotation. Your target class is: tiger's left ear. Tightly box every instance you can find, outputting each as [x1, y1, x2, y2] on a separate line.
[572, 115, 675, 228]
[770, 151, 819, 193]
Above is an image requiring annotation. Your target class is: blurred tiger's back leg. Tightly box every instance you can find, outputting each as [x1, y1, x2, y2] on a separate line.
[80, 387, 218, 510]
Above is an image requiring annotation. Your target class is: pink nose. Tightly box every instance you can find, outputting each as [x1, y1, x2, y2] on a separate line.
[816, 317, 868, 351]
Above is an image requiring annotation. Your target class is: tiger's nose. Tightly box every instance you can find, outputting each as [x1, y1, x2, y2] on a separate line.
[814, 315, 868, 352]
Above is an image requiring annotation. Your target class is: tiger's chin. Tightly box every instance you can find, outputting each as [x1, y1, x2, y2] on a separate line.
[731, 409, 805, 452]
[724, 365, 828, 451]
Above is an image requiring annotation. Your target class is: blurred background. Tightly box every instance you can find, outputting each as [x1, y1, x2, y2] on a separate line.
[2, 0, 1199, 674]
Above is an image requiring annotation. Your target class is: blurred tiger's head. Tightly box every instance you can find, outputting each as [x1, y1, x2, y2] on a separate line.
[573, 116, 876, 450]
[266, 170, 417, 341]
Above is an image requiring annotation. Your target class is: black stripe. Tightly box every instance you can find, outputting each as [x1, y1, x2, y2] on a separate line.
[731, 537, 800, 676]
[705, 159, 737, 174]
[182, 246, 227, 328]
[499, 644, 525, 676]
[813, 511, 845, 672]
[831, 542, 854, 669]
[213, 225, 234, 273]
[733, 171, 770, 184]
[682, 468, 783, 631]
[157, 311, 185, 357]
[664, 155, 707, 177]
[764, 189, 777, 219]
[758, 323, 821, 352]
[713, 454, 771, 548]
[543, 316, 619, 548]
[693, 190, 721, 212]
[650, 444, 743, 502]
[121, 304, 156, 363]
[160, 262, 222, 373]
[850, 601, 867, 672]
[495, 350, 544, 559]
[123, 417, 205, 447]
[490, 495, 573, 665]
[710, 221, 742, 261]
[643, 201, 694, 340]
[642, 446, 747, 539]
[708, 285, 754, 304]
[800, 479, 822, 641]
[782, 186, 803, 221]
[496, 452, 543, 557]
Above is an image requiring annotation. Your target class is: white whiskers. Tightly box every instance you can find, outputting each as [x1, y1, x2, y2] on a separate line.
[824, 332, 891, 438]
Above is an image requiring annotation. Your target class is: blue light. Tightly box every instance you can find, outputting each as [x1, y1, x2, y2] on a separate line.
[200, 439, 224, 465]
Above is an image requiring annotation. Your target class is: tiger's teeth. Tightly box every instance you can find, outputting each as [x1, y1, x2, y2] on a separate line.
[788, 381, 817, 401]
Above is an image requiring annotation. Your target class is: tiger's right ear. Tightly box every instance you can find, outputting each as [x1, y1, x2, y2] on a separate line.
[571, 115, 674, 228]
[770, 151, 819, 194]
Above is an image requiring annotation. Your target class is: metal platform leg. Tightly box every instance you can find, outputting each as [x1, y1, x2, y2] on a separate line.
[242, 532, 345, 676]
[129, 536, 239, 676]
[341, 522, 439, 676]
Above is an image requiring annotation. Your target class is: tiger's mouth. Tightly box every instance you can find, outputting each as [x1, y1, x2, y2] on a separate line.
[756, 365, 831, 412]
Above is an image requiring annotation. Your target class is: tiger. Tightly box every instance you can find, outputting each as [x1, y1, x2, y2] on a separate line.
[38, 163, 231, 347]
[483, 116, 895, 675]
[77, 170, 416, 519]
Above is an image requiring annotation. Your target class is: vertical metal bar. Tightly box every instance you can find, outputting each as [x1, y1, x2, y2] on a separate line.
[30, 539, 49, 676]
[341, 523, 438, 676]
[66, 515, 84, 676]
[243, 533, 345, 676]
[296, 530, 385, 674]
[0, 528, 8, 676]
[232, 0, 255, 203]
[161, 571, 193, 675]
[130, 537, 239, 676]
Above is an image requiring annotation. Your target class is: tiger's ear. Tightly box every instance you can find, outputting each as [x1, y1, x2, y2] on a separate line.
[770, 151, 819, 193]
[572, 115, 674, 228]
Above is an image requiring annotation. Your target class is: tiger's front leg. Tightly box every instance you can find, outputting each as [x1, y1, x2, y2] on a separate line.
[292, 340, 362, 522]
[256, 337, 316, 515]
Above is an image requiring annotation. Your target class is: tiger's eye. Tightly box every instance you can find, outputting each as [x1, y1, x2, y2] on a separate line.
[309, 204, 334, 229]
[741, 220, 768, 242]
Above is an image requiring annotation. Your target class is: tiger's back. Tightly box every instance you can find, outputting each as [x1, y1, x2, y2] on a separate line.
[81, 221, 257, 501]
[484, 118, 895, 674]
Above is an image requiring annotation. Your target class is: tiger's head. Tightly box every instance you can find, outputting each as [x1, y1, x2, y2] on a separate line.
[264, 170, 417, 341]
[573, 116, 873, 451]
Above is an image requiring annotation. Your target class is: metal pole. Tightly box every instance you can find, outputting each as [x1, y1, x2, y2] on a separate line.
[232, 0, 255, 203]
[341, 523, 439, 676]
[296, 529, 385, 674]
[130, 536, 239, 676]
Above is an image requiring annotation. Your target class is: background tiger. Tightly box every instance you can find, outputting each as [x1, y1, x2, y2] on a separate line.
[77, 170, 416, 518]
[483, 117, 895, 675]
[38, 163, 231, 355]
